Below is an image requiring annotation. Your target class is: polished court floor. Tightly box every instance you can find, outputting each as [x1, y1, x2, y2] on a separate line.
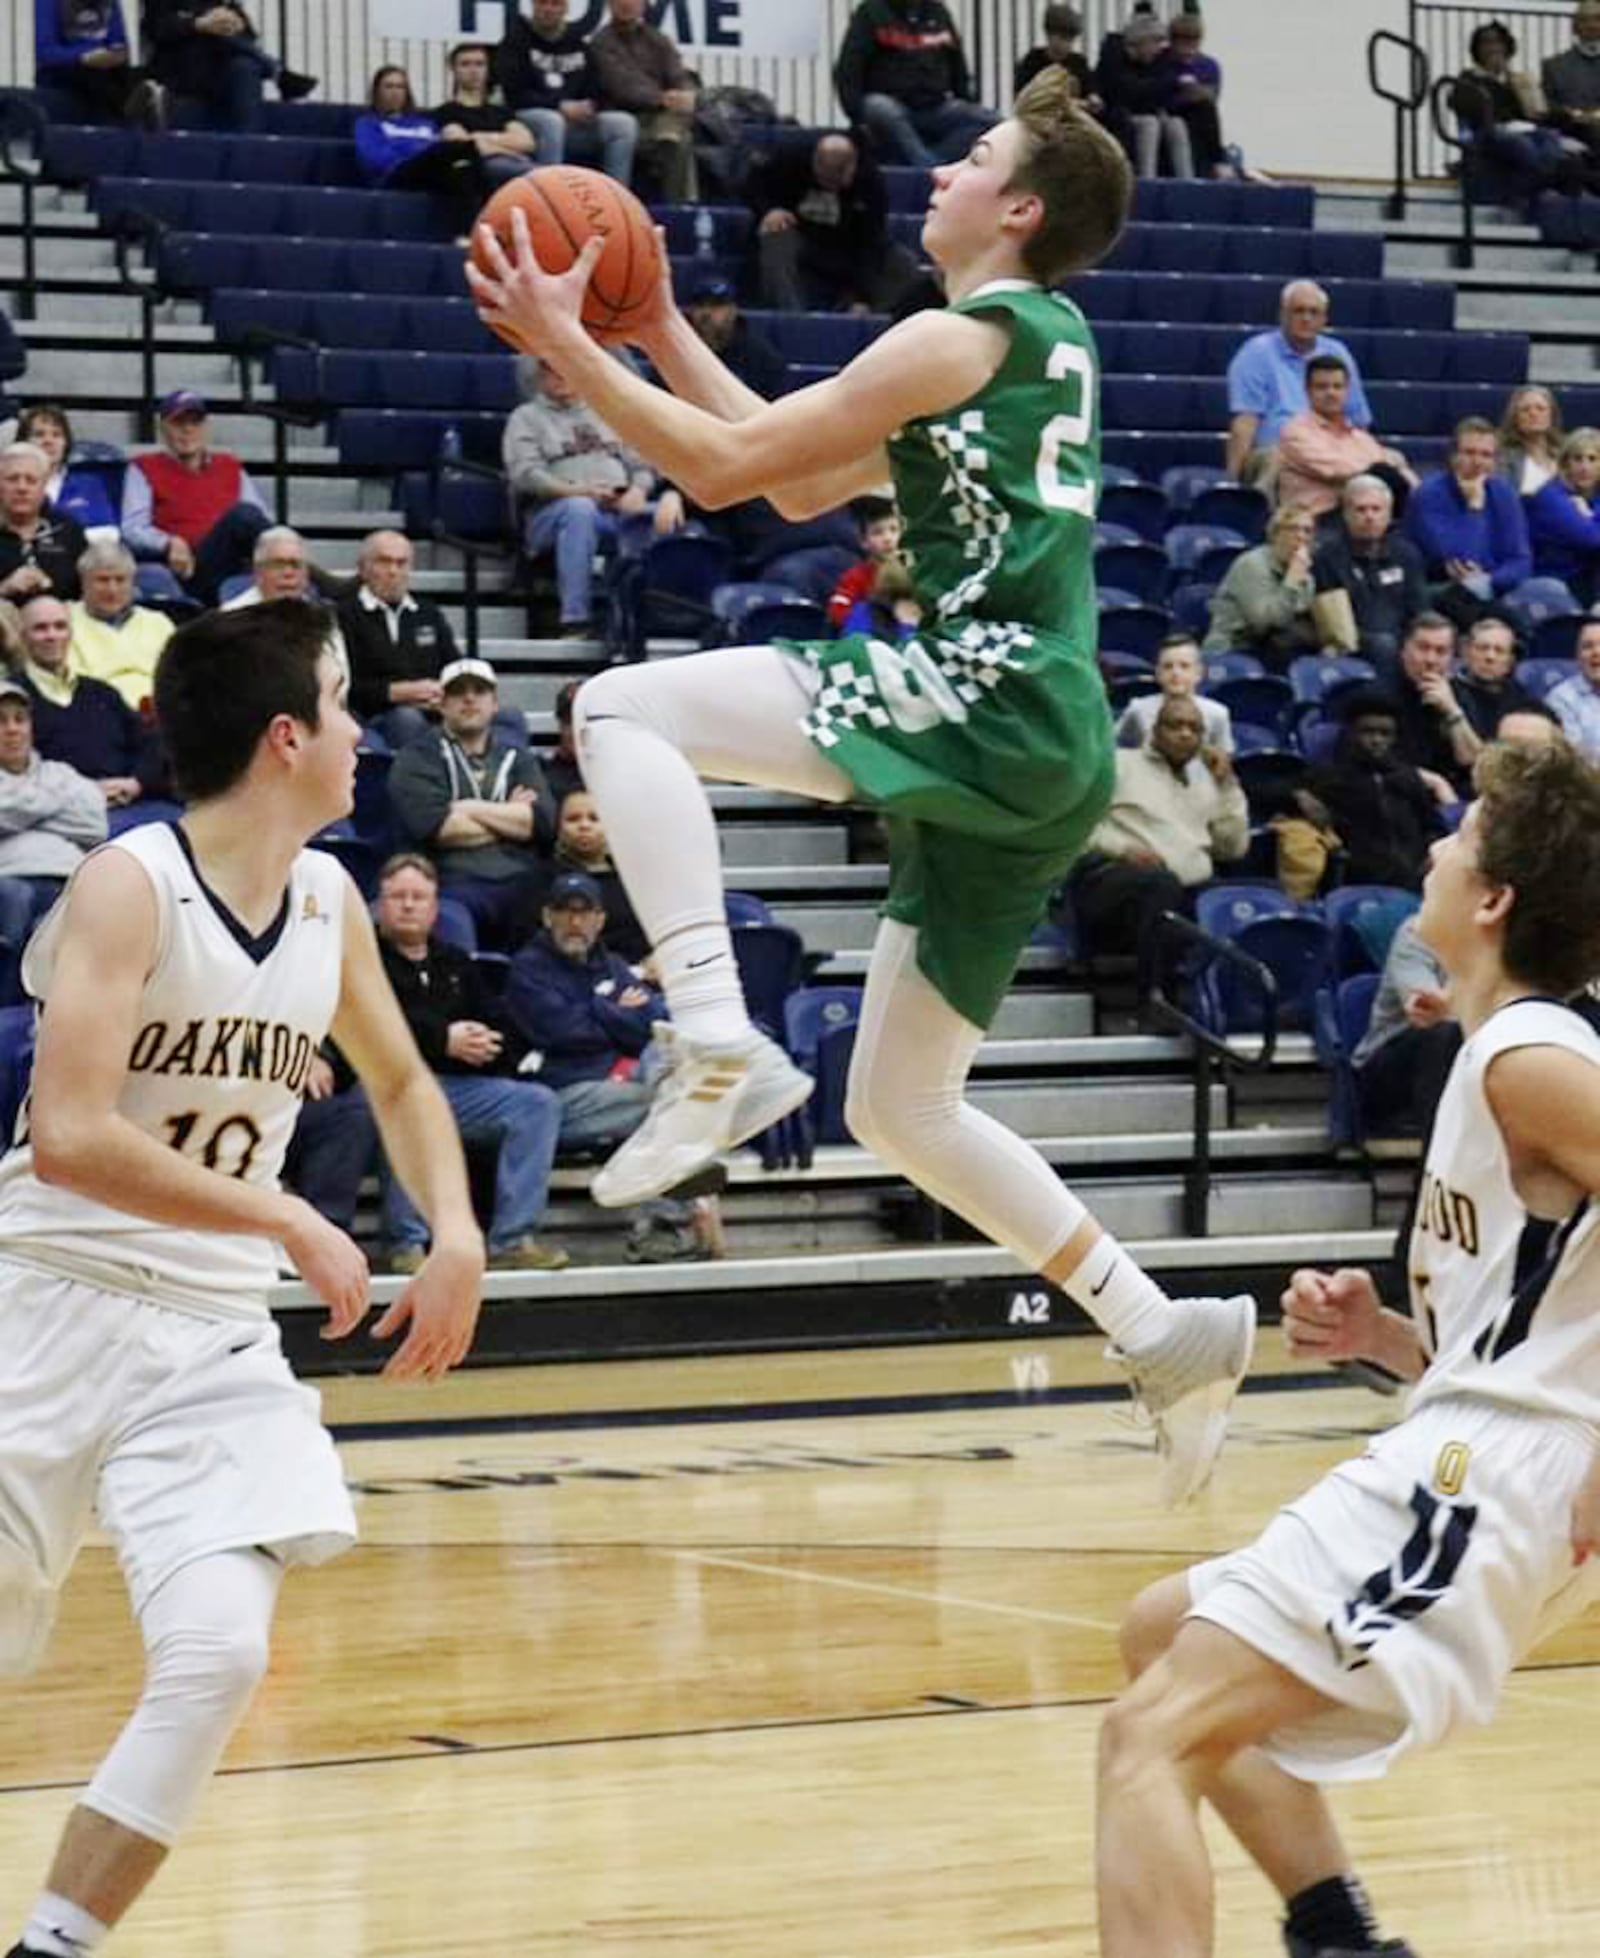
[2, 1335, 1597, 1955]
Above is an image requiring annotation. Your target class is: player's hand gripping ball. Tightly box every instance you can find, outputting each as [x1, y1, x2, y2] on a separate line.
[469, 166, 665, 347]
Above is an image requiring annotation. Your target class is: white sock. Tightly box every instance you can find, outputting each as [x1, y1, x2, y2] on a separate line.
[22, 1893, 108, 1957]
[1058, 1232, 1179, 1353]
[654, 921, 750, 1047]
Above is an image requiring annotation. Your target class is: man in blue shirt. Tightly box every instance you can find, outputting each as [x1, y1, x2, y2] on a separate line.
[1403, 416, 1532, 626]
[1225, 280, 1372, 480]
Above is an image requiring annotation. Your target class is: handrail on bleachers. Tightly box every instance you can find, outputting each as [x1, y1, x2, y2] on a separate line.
[1366, 29, 1431, 220]
[0, 90, 45, 320]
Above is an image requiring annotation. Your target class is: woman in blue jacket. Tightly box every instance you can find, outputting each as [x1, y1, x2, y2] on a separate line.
[33, 0, 154, 123]
[1526, 426, 1600, 605]
[17, 405, 119, 539]
[355, 65, 494, 233]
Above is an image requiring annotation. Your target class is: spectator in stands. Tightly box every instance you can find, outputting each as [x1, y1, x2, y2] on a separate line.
[589, 0, 698, 201]
[496, 0, 637, 182]
[121, 390, 270, 606]
[1094, 11, 1200, 181]
[13, 593, 170, 819]
[1350, 911, 1458, 1138]
[387, 655, 555, 948]
[834, 0, 995, 168]
[1454, 20, 1589, 200]
[1015, 4, 1097, 103]
[1116, 632, 1232, 753]
[433, 41, 538, 190]
[550, 788, 646, 962]
[16, 405, 118, 540]
[1299, 688, 1444, 890]
[501, 869, 707, 1262]
[1225, 281, 1373, 484]
[1274, 354, 1415, 520]
[746, 132, 919, 316]
[1383, 609, 1482, 796]
[143, 0, 315, 133]
[1404, 416, 1531, 624]
[1452, 613, 1539, 741]
[840, 555, 922, 640]
[1310, 474, 1428, 669]
[1525, 424, 1600, 604]
[373, 852, 569, 1273]
[1064, 695, 1248, 1002]
[1541, 0, 1600, 148]
[338, 528, 459, 749]
[1497, 383, 1564, 497]
[1202, 502, 1319, 667]
[0, 673, 106, 1000]
[827, 495, 903, 630]
[354, 65, 499, 234]
[33, 0, 156, 126]
[283, 1045, 379, 1244]
[683, 279, 787, 399]
[546, 679, 583, 804]
[67, 539, 172, 711]
[1548, 616, 1600, 755]
[504, 354, 684, 638]
[0, 443, 87, 605]
[220, 525, 349, 665]
[1165, 10, 1231, 181]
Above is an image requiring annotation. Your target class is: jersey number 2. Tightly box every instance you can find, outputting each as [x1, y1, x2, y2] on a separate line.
[1035, 342, 1095, 518]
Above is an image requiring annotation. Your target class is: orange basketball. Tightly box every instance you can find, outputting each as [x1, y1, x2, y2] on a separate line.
[471, 166, 663, 347]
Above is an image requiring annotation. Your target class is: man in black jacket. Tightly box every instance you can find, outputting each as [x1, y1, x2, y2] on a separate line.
[834, 0, 994, 166]
[1299, 690, 1445, 889]
[0, 442, 86, 605]
[141, 0, 314, 131]
[1310, 475, 1428, 673]
[374, 852, 567, 1273]
[387, 656, 556, 947]
[494, 0, 638, 181]
[747, 132, 919, 313]
[337, 529, 460, 748]
[683, 277, 788, 398]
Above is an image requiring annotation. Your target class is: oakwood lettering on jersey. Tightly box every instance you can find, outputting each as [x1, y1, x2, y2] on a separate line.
[127, 1016, 318, 1094]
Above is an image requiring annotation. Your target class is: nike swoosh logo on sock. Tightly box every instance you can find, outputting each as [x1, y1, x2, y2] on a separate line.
[686, 953, 725, 969]
[1089, 1258, 1119, 1298]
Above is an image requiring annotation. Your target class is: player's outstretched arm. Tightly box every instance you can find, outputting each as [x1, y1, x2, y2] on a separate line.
[630, 228, 769, 426]
[469, 213, 1007, 519]
[331, 891, 484, 1380]
[29, 849, 366, 1335]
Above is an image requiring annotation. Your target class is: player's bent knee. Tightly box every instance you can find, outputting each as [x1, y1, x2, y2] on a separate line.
[148, 1617, 271, 1724]
[1119, 1573, 1193, 1680]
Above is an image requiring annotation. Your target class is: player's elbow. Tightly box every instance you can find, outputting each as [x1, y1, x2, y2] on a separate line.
[766, 485, 833, 523]
[29, 1110, 98, 1189]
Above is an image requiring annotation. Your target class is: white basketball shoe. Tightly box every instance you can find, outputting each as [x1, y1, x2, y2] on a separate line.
[1109, 1293, 1257, 1506]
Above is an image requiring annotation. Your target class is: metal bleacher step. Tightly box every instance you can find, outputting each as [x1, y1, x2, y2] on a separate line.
[18, 345, 242, 393]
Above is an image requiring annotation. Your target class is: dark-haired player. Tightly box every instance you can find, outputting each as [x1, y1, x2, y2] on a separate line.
[0, 599, 482, 1957]
[1097, 738, 1600, 1958]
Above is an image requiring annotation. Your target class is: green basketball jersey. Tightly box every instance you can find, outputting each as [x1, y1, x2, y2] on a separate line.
[889, 280, 1100, 649]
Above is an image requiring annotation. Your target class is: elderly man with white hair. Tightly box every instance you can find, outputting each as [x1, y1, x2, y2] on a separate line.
[1310, 473, 1430, 670]
[220, 523, 350, 674]
[0, 442, 89, 605]
[336, 528, 462, 748]
[66, 539, 175, 712]
[1225, 281, 1374, 483]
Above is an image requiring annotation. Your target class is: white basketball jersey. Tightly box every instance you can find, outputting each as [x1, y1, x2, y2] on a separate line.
[0, 823, 346, 1319]
[1409, 998, 1600, 1426]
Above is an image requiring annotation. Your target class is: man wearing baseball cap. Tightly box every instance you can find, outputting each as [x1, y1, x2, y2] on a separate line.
[0, 673, 106, 1001]
[120, 390, 272, 605]
[683, 277, 788, 399]
[386, 655, 557, 947]
[503, 869, 708, 1261]
[745, 130, 917, 315]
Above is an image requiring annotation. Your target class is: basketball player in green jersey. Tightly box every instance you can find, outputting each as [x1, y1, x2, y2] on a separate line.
[469, 70, 1253, 1506]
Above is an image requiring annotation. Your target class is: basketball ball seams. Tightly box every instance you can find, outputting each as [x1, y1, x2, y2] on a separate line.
[473, 166, 658, 345]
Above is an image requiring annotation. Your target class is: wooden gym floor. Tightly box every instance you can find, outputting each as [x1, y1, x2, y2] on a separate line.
[2, 1335, 1596, 1956]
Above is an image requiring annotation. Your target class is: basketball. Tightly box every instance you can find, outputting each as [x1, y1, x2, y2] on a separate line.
[471, 166, 664, 347]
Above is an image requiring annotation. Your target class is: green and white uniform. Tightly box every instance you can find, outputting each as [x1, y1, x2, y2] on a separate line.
[788, 279, 1111, 1027]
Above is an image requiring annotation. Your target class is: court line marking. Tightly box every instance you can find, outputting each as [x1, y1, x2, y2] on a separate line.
[661, 1547, 1120, 1633]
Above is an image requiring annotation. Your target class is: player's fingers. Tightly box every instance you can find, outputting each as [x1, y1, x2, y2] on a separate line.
[473, 220, 513, 280]
[574, 234, 605, 277]
[371, 1293, 412, 1340]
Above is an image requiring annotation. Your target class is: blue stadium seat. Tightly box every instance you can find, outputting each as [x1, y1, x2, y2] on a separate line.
[1161, 465, 1232, 510]
[732, 924, 806, 1042]
[652, 203, 752, 254]
[1199, 650, 1264, 686]
[1189, 484, 1269, 541]
[1207, 673, 1296, 740]
[1098, 605, 1170, 660]
[1324, 885, 1419, 984]
[1518, 654, 1579, 697]
[1169, 582, 1215, 639]
[1166, 523, 1248, 578]
[1529, 619, 1582, 662]
[1501, 575, 1579, 634]
[725, 890, 774, 926]
[1095, 521, 1145, 550]
[711, 580, 808, 639]
[880, 167, 930, 213]
[1098, 480, 1168, 541]
[1194, 886, 1330, 1034]
[1288, 653, 1376, 704]
[1093, 541, 1169, 604]
[1315, 972, 1381, 1145]
[0, 1005, 36, 1146]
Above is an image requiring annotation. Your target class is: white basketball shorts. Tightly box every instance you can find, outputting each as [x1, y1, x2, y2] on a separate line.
[1187, 1392, 1600, 1782]
[0, 1261, 356, 1675]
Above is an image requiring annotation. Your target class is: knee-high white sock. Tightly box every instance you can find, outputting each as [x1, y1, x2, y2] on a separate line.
[575, 649, 851, 1048]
